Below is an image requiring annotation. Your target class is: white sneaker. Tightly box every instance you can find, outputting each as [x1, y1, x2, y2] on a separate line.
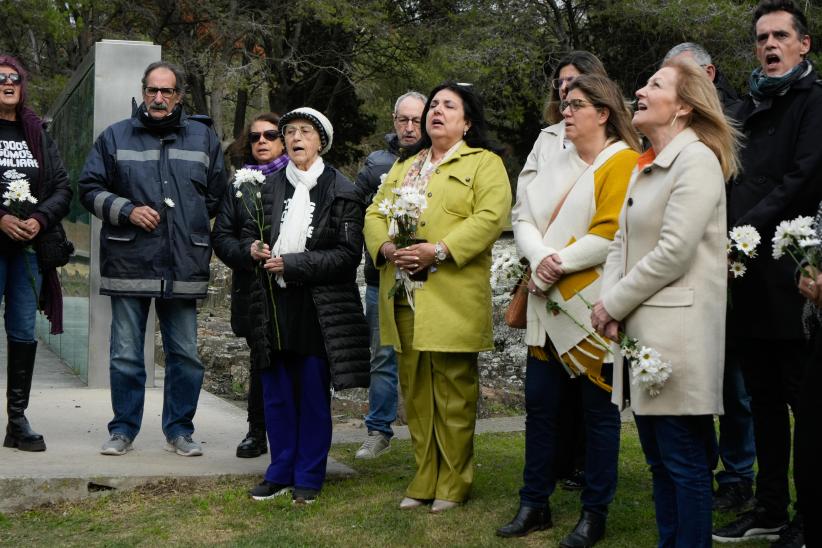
[355, 431, 391, 459]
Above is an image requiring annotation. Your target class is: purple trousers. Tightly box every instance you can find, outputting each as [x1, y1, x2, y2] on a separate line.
[260, 353, 332, 490]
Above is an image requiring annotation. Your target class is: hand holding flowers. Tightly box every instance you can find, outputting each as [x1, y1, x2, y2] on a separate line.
[1, 176, 40, 241]
[378, 186, 429, 301]
[772, 215, 820, 276]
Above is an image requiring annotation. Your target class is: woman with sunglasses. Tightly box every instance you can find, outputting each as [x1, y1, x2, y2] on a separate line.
[497, 74, 640, 546]
[0, 55, 72, 452]
[212, 112, 288, 459]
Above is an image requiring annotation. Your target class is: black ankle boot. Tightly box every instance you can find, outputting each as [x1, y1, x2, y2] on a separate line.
[4, 339, 46, 452]
[559, 510, 606, 547]
[236, 427, 267, 458]
[496, 504, 552, 538]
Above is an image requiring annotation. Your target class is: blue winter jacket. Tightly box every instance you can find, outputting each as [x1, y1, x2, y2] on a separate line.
[79, 108, 227, 299]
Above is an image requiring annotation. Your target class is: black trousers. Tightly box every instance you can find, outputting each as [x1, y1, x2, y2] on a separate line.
[735, 337, 804, 520]
[798, 332, 821, 544]
[245, 337, 265, 431]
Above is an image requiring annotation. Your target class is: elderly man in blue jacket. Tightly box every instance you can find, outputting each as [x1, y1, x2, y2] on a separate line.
[79, 61, 227, 457]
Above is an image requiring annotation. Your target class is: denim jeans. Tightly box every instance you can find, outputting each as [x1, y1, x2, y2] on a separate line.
[519, 354, 621, 516]
[715, 344, 755, 486]
[108, 297, 204, 441]
[0, 250, 42, 343]
[634, 414, 715, 548]
[363, 284, 398, 438]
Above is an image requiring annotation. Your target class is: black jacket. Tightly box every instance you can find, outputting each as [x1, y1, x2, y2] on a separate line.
[354, 133, 400, 286]
[212, 177, 265, 338]
[78, 108, 227, 299]
[728, 68, 822, 339]
[241, 165, 370, 390]
[0, 129, 72, 256]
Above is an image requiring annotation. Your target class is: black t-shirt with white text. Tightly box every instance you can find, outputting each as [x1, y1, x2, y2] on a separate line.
[0, 119, 39, 200]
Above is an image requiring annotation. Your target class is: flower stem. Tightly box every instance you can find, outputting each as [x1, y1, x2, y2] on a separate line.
[546, 299, 611, 352]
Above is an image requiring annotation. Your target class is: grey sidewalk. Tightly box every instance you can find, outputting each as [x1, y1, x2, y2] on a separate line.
[0, 338, 353, 512]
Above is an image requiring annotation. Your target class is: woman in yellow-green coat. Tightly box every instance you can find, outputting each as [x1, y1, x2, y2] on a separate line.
[364, 82, 511, 513]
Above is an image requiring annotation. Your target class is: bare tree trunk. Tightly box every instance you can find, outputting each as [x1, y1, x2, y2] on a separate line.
[233, 87, 248, 138]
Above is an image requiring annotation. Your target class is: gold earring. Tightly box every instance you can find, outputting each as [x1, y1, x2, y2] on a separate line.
[670, 112, 679, 128]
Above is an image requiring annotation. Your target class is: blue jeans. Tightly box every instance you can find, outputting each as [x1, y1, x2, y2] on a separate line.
[363, 284, 398, 438]
[0, 251, 42, 343]
[108, 297, 204, 441]
[634, 414, 715, 548]
[715, 346, 755, 485]
[261, 353, 331, 490]
[519, 354, 621, 516]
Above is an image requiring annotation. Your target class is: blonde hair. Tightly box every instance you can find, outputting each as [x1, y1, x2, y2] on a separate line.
[663, 58, 741, 180]
[566, 74, 643, 152]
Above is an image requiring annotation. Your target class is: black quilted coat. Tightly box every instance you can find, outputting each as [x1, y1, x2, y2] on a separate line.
[240, 165, 370, 390]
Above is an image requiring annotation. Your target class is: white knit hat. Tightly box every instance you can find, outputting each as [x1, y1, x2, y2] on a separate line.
[279, 107, 334, 155]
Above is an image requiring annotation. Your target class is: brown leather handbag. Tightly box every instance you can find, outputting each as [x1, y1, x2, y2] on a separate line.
[504, 180, 575, 329]
[504, 266, 531, 329]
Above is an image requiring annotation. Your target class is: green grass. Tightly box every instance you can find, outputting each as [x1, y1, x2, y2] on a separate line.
[0, 425, 770, 547]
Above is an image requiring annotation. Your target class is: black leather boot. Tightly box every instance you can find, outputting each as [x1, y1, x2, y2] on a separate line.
[559, 510, 606, 547]
[496, 504, 553, 537]
[236, 427, 267, 458]
[4, 339, 46, 452]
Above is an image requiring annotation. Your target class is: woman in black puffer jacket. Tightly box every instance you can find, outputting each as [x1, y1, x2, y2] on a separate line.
[241, 107, 368, 505]
[0, 54, 72, 453]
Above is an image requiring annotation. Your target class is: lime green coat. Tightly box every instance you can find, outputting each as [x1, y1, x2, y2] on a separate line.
[364, 144, 512, 353]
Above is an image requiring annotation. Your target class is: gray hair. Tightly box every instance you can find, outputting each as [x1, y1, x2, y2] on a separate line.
[393, 91, 427, 115]
[141, 61, 186, 95]
[663, 43, 712, 66]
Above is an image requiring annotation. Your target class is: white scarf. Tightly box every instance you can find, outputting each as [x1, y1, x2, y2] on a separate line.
[271, 157, 324, 286]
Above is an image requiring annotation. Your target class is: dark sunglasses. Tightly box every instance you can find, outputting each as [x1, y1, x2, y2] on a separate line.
[0, 73, 22, 85]
[249, 130, 279, 143]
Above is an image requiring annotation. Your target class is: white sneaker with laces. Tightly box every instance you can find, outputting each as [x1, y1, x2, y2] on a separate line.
[355, 431, 390, 459]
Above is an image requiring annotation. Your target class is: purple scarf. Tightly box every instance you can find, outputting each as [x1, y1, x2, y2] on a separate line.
[243, 154, 289, 176]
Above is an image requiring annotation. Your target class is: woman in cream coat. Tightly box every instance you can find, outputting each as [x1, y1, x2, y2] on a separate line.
[591, 59, 740, 547]
[497, 75, 640, 546]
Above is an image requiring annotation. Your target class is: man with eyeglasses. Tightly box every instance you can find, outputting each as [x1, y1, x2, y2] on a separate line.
[79, 61, 227, 458]
[354, 91, 426, 460]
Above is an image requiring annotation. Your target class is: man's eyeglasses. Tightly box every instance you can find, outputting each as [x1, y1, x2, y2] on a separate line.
[282, 124, 317, 138]
[249, 130, 279, 143]
[394, 116, 421, 127]
[0, 73, 21, 86]
[559, 99, 595, 113]
[143, 87, 178, 98]
[552, 76, 575, 89]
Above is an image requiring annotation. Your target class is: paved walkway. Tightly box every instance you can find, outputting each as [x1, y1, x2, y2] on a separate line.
[0, 338, 353, 512]
[0, 339, 538, 512]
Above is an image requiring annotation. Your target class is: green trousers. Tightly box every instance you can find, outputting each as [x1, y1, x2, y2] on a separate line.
[395, 303, 479, 502]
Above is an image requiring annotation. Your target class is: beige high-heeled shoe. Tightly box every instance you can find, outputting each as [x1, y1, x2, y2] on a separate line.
[430, 499, 459, 513]
[399, 497, 425, 509]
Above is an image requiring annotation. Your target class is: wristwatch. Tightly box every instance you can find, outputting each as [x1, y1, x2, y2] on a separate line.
[434, 242, 448, 264]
